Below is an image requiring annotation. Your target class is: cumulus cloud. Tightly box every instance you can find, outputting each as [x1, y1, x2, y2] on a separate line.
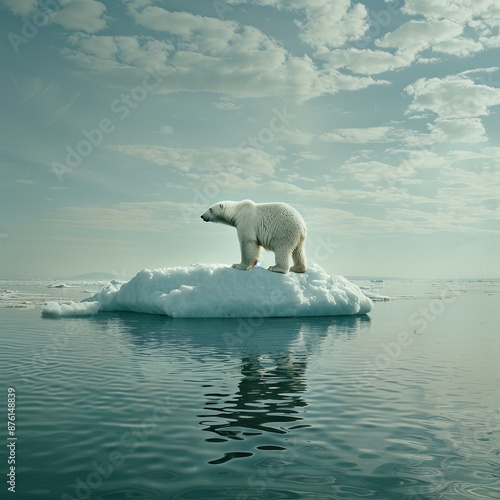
[225, 0, 369, 52]
[376, 19, 479, 56]
[124, 0, 317, 99]
[320, 5, 499, 76]
[55, 0, 107, 32]
[61, 29, 318, 101]
[399, 0, 500, 55]
[405, 73, 500, 143]
[59, 2, 386, 101]
[319, 18, 492, 76]
[402, 0, 500, 26]
[290, 0, 369, 52]
[406, 74, 500, 118]
[427, 118, 489, 143]
[62, 33, 170, 72]
[2, 0, 107, 33]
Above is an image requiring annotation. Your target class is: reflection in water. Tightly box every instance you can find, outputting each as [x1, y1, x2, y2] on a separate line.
[196, 315, 369, 463]
[199, 351, 309, 444]
[89, 312, 371, 464]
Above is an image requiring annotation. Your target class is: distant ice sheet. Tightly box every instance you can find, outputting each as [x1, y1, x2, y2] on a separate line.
[42, 300, 101, 318]
[71, 263, 373, 318]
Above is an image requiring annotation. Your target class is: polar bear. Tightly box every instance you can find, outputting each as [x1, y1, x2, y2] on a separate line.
[201, 199, 307, 274]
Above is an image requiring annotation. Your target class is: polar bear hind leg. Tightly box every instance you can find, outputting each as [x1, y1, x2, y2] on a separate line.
[268, 247, 291, 274]
[289, 237, 307, 273]
[232, 240, 261, 270]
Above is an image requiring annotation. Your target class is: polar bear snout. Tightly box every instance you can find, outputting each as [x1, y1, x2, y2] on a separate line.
[201, 211, 211, 222]
[201, 214, 208, 222]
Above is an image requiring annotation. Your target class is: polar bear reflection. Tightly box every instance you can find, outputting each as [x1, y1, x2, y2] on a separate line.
[199, 352, 308, 464]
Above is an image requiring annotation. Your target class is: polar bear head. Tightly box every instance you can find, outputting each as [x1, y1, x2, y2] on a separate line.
[201, 201, 245, 227]
[201, 202, 229, 224]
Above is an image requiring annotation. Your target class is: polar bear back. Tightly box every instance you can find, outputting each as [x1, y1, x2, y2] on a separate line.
[201, 199, 306, 251]
[250, 202, 306, 250]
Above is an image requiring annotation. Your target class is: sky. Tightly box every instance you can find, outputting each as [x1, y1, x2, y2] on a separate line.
[0, 0, 499, 279]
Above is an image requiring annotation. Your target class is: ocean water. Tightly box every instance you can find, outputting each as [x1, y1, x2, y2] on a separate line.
[1, 278, 499, 499]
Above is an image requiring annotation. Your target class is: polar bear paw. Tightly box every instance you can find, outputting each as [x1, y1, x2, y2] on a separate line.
[232, 263, 250, 270]
[268, 265, 288, 274]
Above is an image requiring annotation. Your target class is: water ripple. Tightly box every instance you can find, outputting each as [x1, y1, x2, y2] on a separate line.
[2, 292, 499, 499]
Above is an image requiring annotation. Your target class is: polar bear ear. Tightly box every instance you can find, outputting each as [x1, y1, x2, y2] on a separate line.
[219, 203, 223, 209]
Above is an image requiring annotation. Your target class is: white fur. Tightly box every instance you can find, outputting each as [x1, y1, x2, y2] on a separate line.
[201, 199, 307, 274]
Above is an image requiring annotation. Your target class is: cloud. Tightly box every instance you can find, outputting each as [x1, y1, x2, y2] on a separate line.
[402, 0, 500, 26]
[62, 30, 318, 101]
[2, 0, 107, 33]
[123, 0, 321, 100]
[318, 14, 492, 76]
[2, 0, 37, 16]
[55, 0, 107, 32]
[109, 145, 280, 178]
[405, 73, 500, 143]
[405, 75, 500, 118]
[272, 128, 315, 146]
[339, 160, 420, 187]
[225, 0, 369, 52]
[49, 201, 186, 232]
[214, 98, 241, 111]
[431, 37, 483, 57]
[318, 126, 404, 143]
[319, 48, 414, 75]
[427, 117, 489, 143]
[59, 2, 385, 101]
[290, 0, 369, 52]
[376, 19, 481, 56]
[400, 0, 500, 54]
[126, 0, 238, 39]
[295, 152, 323, 163]
[318, 19, 482, 76]
[320, 8, 499, 76]
[62, 33, 170, 72]
[154, 125, 174, 135]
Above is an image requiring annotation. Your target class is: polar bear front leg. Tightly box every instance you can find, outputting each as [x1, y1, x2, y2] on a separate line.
[232, 239, 261, 271]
